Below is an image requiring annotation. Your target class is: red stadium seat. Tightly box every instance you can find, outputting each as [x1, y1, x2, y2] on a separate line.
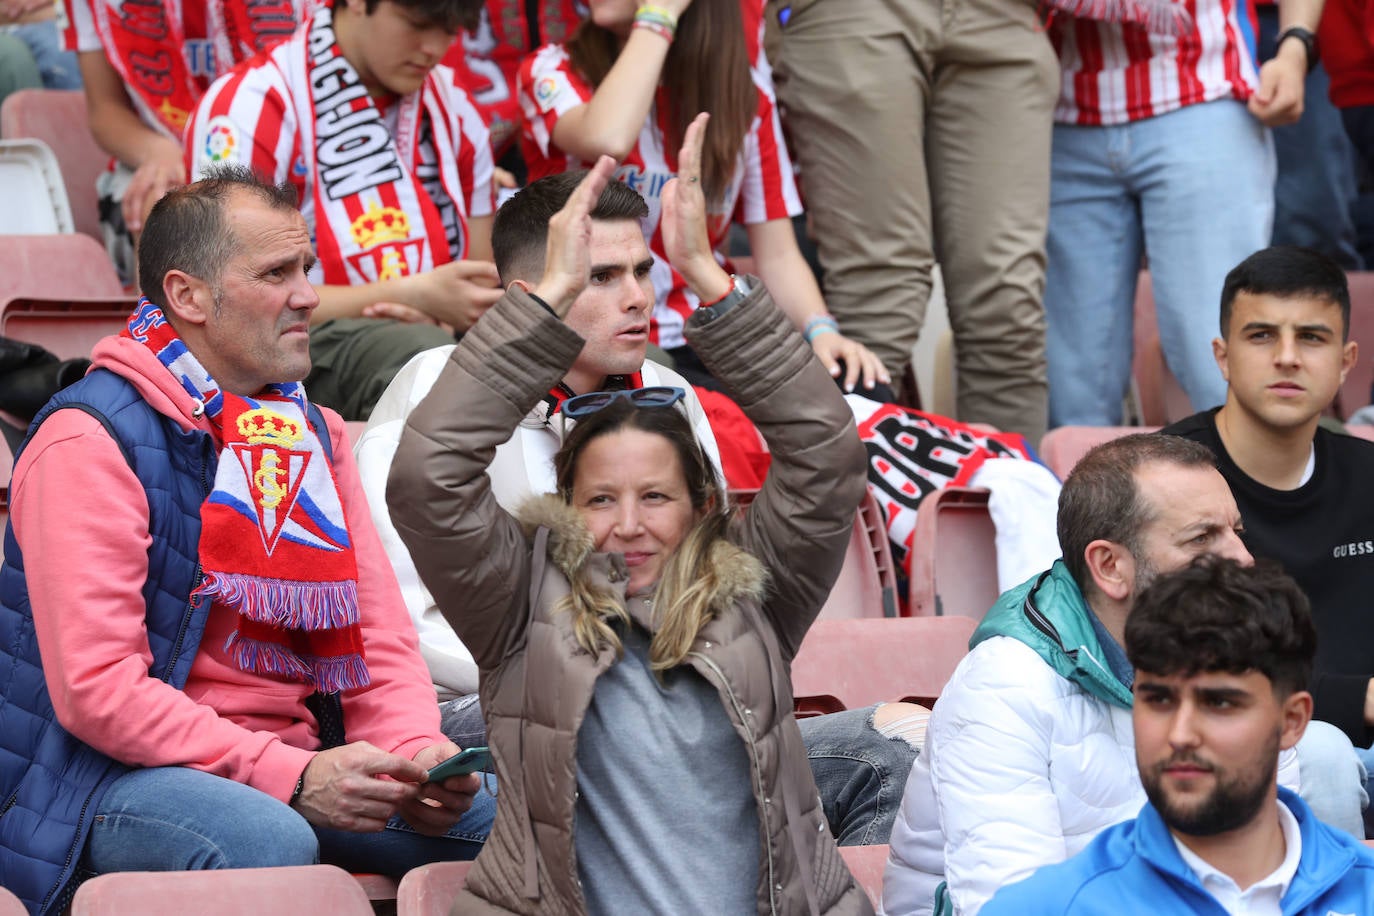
[838, 843, 890, 909]
[1038, 426, 1160, 480]
[351, 873, 399, 902]
[1131, 271, 1193, 426]
[396, 860, 474, 915]
[906, 487, 997, 620]
[791, 616, 976, 715]
[0, 234, 131, 360]
[1, 89, 107, 242]
[1338, 273, 1374, 420]
[1347, 425, 1374, 442]
[818, 488, 899, 620]
[70, 865, 374, 915]
[0, 232, 122, 301]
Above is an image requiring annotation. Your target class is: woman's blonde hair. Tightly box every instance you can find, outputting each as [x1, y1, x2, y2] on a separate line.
[565, 0, 755, 206]
[553, 399, 729, 670]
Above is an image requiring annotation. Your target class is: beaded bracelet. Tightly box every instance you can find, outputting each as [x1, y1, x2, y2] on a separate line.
[804, 315, 840, 343]
[634, 5, 678, 39]
[633, 17, 675, 42]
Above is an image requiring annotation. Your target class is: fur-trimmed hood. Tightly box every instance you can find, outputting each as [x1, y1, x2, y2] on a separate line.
[515, 493, 768, 608]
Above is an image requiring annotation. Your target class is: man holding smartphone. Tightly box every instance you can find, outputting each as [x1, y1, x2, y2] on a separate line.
[0, 167, 492, 915]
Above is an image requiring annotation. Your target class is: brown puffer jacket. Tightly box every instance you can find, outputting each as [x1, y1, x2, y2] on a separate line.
[389, 283, 871, 915]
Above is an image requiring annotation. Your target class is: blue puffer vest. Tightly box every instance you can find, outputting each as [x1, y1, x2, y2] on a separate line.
[0, 369, 328, 914]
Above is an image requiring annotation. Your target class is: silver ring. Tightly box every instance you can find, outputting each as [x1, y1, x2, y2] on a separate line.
[688, 176, 698, 183]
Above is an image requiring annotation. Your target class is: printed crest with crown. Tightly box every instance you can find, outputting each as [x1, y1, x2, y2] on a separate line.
[157, 98, 190, 131]
[350, 202, 412, 249]
[236, 407, 305, 447]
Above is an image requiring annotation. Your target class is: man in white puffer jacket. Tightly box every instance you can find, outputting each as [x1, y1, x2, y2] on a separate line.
[881, 433, 1363, 915]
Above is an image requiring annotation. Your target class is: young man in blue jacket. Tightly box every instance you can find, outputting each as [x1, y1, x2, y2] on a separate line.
[983, 558, 1374, 915]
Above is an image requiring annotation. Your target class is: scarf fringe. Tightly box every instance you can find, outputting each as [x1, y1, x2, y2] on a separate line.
[223, 636, 372, 692]
[303, 654, 373, 694]
[223, 633, 314, 681]
[196, 573, 361, 629]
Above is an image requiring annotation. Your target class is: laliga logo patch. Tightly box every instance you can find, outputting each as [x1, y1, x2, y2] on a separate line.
[232, 407, 310, 555]
[534, 76, 559, 110]
[203, 116, 239, 164]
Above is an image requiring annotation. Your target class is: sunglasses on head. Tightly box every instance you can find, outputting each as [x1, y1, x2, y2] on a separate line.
[561, 386, 686, 419]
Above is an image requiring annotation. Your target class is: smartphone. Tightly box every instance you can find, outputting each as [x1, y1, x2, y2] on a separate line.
[426, 746, 491, 782]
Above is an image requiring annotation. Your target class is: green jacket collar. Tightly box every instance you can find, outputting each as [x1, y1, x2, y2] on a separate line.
[971, 560, 1134, 710]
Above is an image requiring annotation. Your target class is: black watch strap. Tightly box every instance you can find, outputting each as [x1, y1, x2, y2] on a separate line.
[1276, 26, 1319, 74]
[697, 274, 752, 323]
[289, 771, 306, 805]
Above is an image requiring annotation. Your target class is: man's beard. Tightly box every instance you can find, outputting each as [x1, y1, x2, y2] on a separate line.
[1140, 733, 1278, 836]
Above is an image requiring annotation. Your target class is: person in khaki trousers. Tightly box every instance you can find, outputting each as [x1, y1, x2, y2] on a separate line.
[765, 0, 1058, 443]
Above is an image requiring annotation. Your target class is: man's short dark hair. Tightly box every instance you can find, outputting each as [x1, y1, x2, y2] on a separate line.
[362, 0, 483, 34]
[1219, 246, 1350, 341]
[1057, 434, 1218, 595]
[138, 164, 298, 311]
[491, 171, 649, 284]
[1127, 557, 1316, 697]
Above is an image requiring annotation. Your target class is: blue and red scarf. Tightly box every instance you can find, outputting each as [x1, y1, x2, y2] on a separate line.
[124, 298, 369, 692]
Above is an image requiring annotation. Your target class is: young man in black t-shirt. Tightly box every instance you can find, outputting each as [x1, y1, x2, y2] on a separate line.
[1164, 246, 1374, 831]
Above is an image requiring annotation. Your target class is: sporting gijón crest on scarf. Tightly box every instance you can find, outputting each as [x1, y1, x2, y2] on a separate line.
[123, 297, 369, 693]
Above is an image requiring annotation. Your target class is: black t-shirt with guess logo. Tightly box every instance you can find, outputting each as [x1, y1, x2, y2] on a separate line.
[1167, 409, 1374, 747]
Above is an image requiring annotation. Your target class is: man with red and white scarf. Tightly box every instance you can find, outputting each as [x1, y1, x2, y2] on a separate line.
[186, 0, 503, 422]
[0, 167, 492, 915]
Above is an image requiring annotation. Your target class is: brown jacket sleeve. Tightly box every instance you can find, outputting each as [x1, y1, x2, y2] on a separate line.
[386, 287, 584, 670]
[686, 281, 867, 661]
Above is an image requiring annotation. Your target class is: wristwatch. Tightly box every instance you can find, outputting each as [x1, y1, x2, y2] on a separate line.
[1276, 26, 1319, 74]
[697, 274, 754, 322]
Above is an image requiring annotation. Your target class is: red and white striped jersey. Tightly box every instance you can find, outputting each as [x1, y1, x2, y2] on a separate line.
[187, 22, 493, 287]
[517, 43, 802, 350]
[1050, 0, 1260, 126]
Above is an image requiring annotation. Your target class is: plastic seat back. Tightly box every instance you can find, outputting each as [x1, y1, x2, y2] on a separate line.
[1131, 271, 1193, 426]
[0, 233, 123, 300]
[396, 860, 474, 916]
[1338, 272, 1374, 419]
[1039, 426, 1160, 480]
[906, 487, 998, 620]
[0, 233, 130, 359]
[1, 296, 133, 361]
[1347, 425, 1374, 442]
[791, 616, 976, 715]
[838, 844, 890, 909]
[0, 139, 74, 233]
[1, 89, 106, 241]
[818, 489, 899, 620]
[70, 865, 375, 915]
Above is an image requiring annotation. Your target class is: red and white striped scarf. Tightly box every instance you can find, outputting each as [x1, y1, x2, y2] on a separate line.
[91, 0, 305, 138]
[278, 5, 469, 286]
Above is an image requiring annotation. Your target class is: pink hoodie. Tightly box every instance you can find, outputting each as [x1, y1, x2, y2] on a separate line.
[13, 335, 445, 802]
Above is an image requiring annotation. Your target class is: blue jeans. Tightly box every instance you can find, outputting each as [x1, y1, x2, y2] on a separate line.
[1045, 99, 1275, 426]
[798, 705, 920, 845]
[438, 694, 486, 754]
[5, 20, 81, 90]
[84, 765, 495, 877]
[1256, 8, 1362, 269]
